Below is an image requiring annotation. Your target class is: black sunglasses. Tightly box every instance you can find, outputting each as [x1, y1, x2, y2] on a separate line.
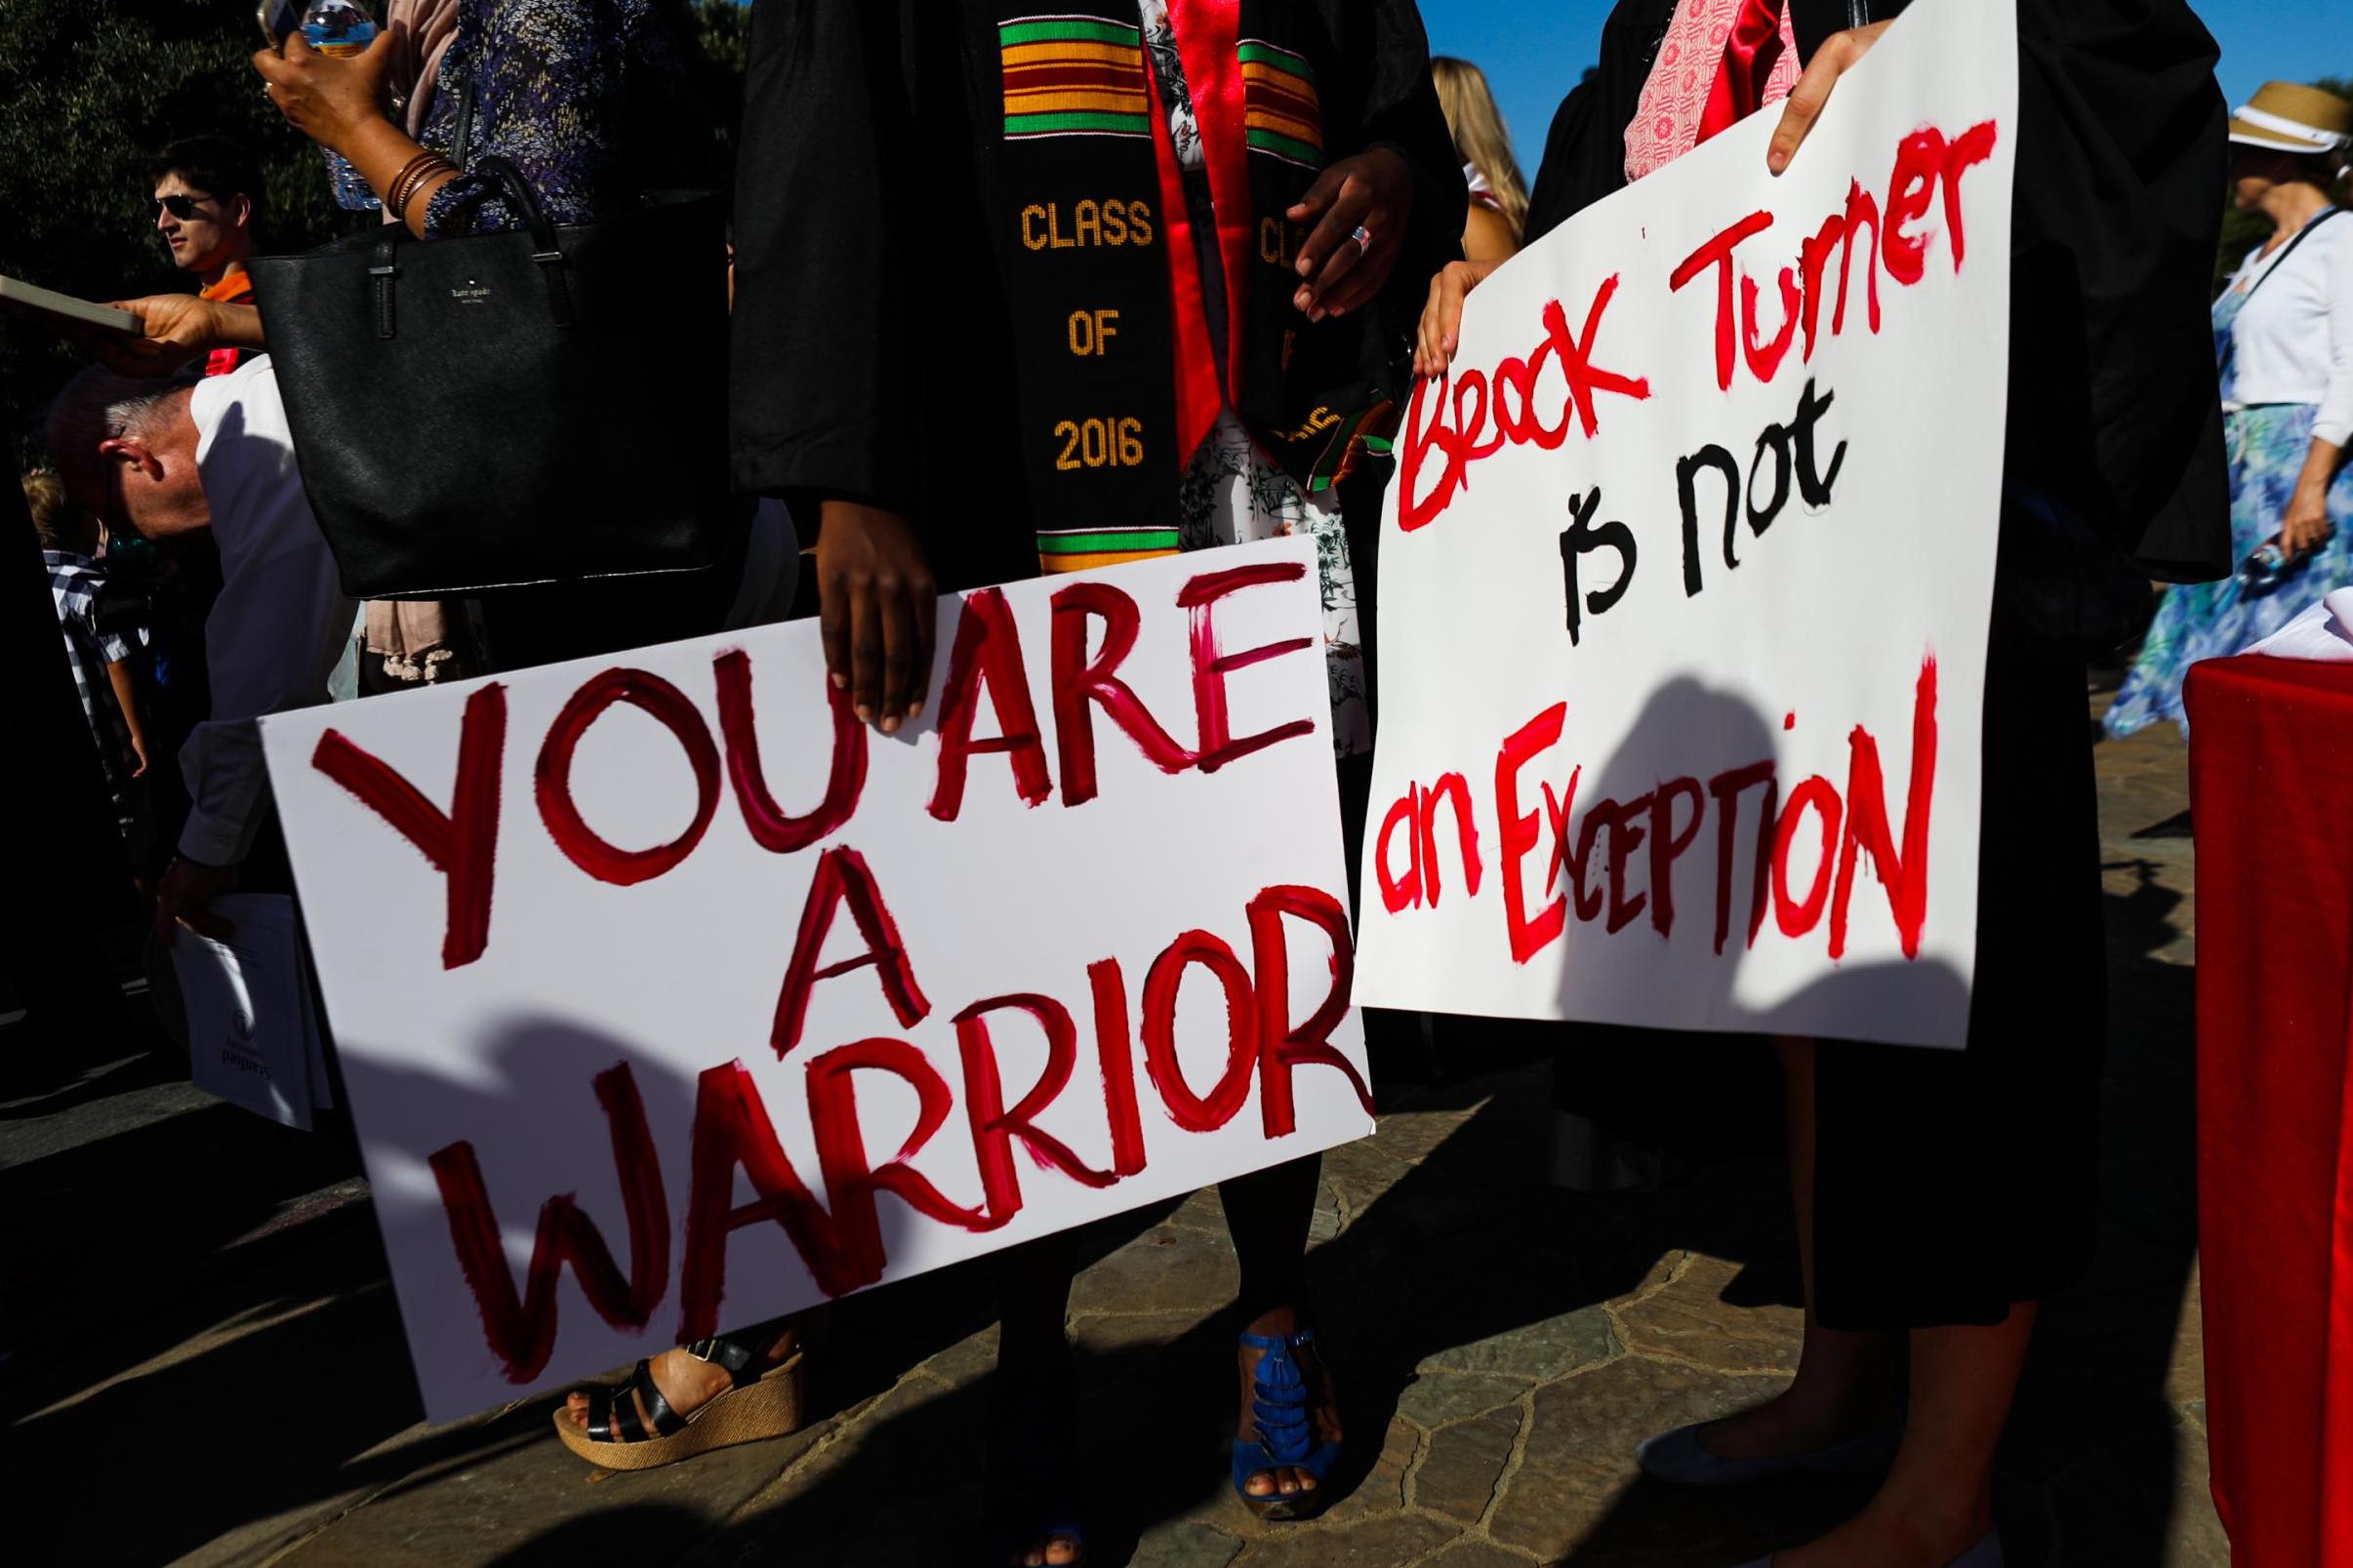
[151, 192, 217, 221]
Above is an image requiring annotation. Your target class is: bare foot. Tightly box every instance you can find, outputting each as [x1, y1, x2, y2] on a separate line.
[561, 1325, 798, 1437]
[1235, 1307, 1342, 1500]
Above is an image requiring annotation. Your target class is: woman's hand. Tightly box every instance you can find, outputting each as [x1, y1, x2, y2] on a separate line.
[1412, 258, 1505, 378]
[2284, 437, 2345, 557]
[1765, 20, 1892, 174]
[88, 295, 260, 377]
[2282, 482, 2335, 557]
[816, 501, 937, 734]
[1288, 147, 1415, 322]
[254, 28, 401, 157]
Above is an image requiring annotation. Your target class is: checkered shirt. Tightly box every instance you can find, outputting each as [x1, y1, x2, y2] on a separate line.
[45, 550, 137, 793]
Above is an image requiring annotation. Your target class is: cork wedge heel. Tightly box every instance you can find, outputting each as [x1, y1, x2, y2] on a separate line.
[555, 1346, 805, 1471]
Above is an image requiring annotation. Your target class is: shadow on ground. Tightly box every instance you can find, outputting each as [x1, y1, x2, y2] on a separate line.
[0, 712, 2209, 1568]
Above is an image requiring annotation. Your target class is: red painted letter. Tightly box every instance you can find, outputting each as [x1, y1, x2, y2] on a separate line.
[1831, 656, 1937, 958]
[1707, 759, 1777, 954]
[1089, 957, 1148, 1178]
[1141, 930, 1260, 1132]
[311, 681, 506, 968]
[956, 992, 1116, 1225]
[1495, 703, 1569, 962]
[1248, 884, 1372, 1138]
[1940, 121, 1998, 269]
[681, 1060, 857, 1331]
[1417, 773, 1484, 905]
[431, 1061, 668, 1381]
[1375, 786, 1423, 913]
[1647, 777, 1706, 938]
[1049, 581, 1194, 807]
[771, 845, 931, 1059]
[1670, 211, 1774, 390]
[716, 649, 868, 852]
[930, 586, 1053, 822]
[807, 1037, 996, 1278]
[1771, 776, 1844, 937]
[1179, 562, 1317, 772]
[536, 668, 720, 886]
[1882, 130, 1945, 285]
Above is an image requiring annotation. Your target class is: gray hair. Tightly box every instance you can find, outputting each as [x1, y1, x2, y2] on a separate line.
[43, 366, 200, 511]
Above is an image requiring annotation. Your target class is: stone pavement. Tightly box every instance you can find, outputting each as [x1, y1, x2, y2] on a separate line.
[0, 692, 2213, 1567]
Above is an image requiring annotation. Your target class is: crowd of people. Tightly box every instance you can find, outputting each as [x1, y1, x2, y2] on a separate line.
[13, 2, 2351, 1566]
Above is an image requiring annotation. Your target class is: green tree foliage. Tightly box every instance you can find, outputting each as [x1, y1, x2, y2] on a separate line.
[1, 0, 361, 468]
[1, 0, 751, 468]
[2215, 74, 2353, 293]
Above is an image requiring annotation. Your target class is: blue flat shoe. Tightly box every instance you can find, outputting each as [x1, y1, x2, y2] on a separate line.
[1731, 1527, 2002, 1568]
[1637, 1419, 1900, 1486]
[1231, 1328, 1341, 1521]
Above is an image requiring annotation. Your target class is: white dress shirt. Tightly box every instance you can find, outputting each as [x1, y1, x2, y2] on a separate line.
[178, 356, 357, 865]
[2224, 208, 2353, 448]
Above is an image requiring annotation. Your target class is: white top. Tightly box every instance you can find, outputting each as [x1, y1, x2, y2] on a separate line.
[181, 356, 357, 865]
[2224, 208, 2353, 448]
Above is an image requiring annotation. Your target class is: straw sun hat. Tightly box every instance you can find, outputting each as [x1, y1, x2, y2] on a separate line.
[2228, 81, 2353, 159]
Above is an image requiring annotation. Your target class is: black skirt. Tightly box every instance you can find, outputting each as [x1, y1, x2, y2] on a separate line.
[1809, 625, 2105, 1330]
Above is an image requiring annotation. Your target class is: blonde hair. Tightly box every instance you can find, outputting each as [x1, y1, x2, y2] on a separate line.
[21, 467, 94, 553]
[1433, 57, 1527, 240]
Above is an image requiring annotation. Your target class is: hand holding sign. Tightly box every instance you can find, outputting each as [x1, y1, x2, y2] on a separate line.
[815, 500, 938, 733]
[1412, 18, 1897, 378]
[1360, 0, 2018, 1049]
[262, 539, 1372, 1423]
[1767, 22, 1892, 174]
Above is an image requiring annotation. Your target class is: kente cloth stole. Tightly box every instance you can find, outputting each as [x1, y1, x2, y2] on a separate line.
[980, 1, 1398, 575]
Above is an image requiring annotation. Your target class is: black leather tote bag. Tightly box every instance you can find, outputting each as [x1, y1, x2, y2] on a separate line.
[249, 158, 727, 600]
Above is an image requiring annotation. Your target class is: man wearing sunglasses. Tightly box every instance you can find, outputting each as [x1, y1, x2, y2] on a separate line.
[148, 137, 262, 377]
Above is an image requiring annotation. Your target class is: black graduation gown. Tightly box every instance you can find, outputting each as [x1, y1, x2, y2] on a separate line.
[727, 0, 1466, 592]
[1528, 0, 2228, 1326]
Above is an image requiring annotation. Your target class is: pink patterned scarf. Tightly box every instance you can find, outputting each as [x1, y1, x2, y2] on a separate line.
[1623, 0, 1800, 183]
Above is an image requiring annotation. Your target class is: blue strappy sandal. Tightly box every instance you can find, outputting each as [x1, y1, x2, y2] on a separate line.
[1232, 1328, 1341, 1521]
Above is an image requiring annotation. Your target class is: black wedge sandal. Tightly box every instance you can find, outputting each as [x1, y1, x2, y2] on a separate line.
[555, 1337, 805, 1471]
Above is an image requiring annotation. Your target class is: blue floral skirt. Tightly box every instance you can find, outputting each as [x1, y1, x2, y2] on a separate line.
[2106, 403, 2353, 740]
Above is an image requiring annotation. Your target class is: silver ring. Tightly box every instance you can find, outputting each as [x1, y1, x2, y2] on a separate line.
[1350, 223, 1372, 250]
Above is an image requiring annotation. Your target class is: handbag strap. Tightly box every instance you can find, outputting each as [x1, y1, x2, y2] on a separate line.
[2219, 207, 2339, 385]
[2239, 206, 2342, 308]
[473, 155, 577, 327]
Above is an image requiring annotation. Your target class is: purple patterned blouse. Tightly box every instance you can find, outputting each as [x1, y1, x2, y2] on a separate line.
[418, 0, 699, 238]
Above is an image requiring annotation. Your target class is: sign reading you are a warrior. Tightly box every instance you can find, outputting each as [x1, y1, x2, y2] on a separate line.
[263, 540, 1370, 1422]
[1357, 0, 2018, 1049]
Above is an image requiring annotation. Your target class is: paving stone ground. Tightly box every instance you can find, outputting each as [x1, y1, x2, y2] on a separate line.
[0, 688, 2213, 1567]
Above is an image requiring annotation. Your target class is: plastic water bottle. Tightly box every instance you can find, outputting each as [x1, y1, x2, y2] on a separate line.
[304, 0, 383, 211]
[2236, 539, 2306, 597]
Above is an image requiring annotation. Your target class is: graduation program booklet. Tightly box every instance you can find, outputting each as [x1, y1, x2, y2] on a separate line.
[0, 274, 137, 333]
[176, 893, 328, 1129]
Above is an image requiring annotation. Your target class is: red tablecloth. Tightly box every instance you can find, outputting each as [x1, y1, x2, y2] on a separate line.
[2189, 654, 2353, 1566]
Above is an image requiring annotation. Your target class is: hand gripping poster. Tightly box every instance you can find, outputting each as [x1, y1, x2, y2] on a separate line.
[1355, 0, 2017, 1050]
[262, 539, 1371, 1422]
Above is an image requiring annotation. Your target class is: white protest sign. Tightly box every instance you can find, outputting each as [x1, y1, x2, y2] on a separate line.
[1357, 0, 2016, 1049]
[262, 539, 1370, 1422]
